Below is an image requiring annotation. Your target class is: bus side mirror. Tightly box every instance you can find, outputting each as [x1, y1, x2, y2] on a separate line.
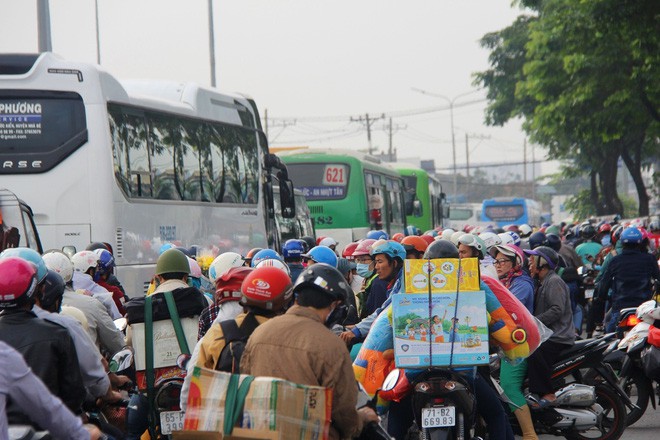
[62, 245, 76, 258]
[279, 180, 296, 219]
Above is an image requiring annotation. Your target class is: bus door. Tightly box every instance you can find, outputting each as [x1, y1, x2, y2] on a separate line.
[365, 172, 385, 231]
[385, 177, 405, 235]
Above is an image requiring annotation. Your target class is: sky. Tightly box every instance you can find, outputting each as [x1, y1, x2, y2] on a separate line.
[0, 0, 557, 177]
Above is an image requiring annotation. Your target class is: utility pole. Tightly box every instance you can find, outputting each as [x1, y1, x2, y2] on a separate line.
[465, 133, 470, 199]
[37, 0, 52, 52]
[350, 113, 384, 155]
[264, 108, 269, 139]
[207, 0, 217, 87]
[94, 0, 101, 64]
[384, 117, 406, 162]
[523, 138, 527, 185]
[532, 142, 537, 200]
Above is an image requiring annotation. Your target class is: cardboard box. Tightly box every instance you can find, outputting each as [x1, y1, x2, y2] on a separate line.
[404, 258, 480, 294]
[183, 367, 331, 440]
[173, 428, 279, 439]
[130, 317, 199, 370]
[391, 292, 489, 368]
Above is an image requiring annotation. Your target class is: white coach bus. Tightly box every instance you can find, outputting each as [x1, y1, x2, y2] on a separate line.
[0, 52, 294, 296]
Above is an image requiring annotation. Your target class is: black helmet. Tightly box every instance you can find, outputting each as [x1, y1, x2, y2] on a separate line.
[423, 239, 459, 259]
[528, 231, 548, 250]
[86, 242, 110, 252]
[293, 264, 350, 303]
[300, 236, 316, 253]
[580, 224, 596, 240]
[39, 270, 65, 311]
[546, 233, 561, 252]
[527, 246, 559, 271]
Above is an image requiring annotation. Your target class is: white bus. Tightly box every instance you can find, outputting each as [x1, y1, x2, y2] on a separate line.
[0, 52, 294, 296]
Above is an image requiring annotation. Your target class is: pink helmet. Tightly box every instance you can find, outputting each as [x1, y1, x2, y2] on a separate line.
[352, 239, 377, 257]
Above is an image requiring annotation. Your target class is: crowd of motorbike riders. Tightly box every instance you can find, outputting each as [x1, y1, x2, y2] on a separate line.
[0, 217, 659, 440]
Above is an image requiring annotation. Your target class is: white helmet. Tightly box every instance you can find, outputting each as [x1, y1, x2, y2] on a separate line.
[636, 300, 660, 323]
[319, 237, 338, 248]
[208, 252, 244, 283]
[255, 258, 291, 276]
[450, 231, 466, 246]
[479, 232, 502, 250]
[42, 251, 74, 283]
[441, 229, 455, 241]
[71, 250, 99, 273]
[519, 224, 533, 238]
[498, 232, 514, 245]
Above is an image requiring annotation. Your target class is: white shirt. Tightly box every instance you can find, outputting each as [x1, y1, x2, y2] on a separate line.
[72, 271, 122, 319]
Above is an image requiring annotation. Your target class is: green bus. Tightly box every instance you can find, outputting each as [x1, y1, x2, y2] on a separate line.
[278, 149, 406, 248]
[392, 164, 448, 232]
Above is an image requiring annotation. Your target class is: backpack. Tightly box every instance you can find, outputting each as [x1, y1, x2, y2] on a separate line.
[215, 313, 261, 373]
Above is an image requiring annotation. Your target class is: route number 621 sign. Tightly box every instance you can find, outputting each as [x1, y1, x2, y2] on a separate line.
[322, 165, 347, 185]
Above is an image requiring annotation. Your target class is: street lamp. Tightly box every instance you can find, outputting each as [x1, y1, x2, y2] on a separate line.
[411, 88, 477, 199]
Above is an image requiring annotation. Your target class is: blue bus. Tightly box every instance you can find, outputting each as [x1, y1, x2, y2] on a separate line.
[481, 198, 542, 227]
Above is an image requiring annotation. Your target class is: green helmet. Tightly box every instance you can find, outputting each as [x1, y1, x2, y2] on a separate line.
[155, 249, 190, 276]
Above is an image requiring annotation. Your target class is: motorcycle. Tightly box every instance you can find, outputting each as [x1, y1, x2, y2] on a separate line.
[380, 367, 479, 440]
[491, 333, 630, 440]
[356, 384, 394, 440]
[8, 426, 51, 440]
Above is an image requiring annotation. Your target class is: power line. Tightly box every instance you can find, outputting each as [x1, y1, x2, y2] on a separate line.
[434, 159, 544, 172]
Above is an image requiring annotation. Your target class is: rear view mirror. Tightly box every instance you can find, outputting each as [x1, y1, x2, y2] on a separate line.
[279, 179, 296, 219]
[62, 245, 76, 258]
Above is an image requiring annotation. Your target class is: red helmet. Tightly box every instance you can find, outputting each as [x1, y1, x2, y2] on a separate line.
[316, 236, 326, 246]
[401, 236, 428, 253]
[352, 239, 377, 257]
[215, 266, 253, 304]
[598, 223, 612, 234]
[391, 233, 405, 243]
[420, 235, 435, 246]
[0, 257, 38, 308]
[240, 266, 293, 312]
[504, 224, 520, 234]
[342, 242, 359, 259]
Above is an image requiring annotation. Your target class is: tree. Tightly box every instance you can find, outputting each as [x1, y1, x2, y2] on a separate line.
[474, 0, 659, 217]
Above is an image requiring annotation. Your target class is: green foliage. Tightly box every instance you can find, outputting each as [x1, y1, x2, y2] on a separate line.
[564, 190, 595, 220]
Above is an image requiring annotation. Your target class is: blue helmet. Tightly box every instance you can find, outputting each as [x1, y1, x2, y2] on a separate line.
[282, 239, 305, 259]
[250, 249, 283, 267]
[620, 227, 643, 245]
[159, 243, 175, 255]
[366, 230, 389, 240]
[93, 249, 115, 275]
[507, 231, 521, 246]
[370, 240, 406, 261]
[0, 247, 48, 283]
[303, 246, 338, 267]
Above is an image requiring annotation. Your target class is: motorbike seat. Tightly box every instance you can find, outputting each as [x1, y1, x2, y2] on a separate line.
[557, 338, 598, 358]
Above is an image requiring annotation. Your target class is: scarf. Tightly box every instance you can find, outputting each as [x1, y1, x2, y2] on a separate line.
[500, 265, 523, 289]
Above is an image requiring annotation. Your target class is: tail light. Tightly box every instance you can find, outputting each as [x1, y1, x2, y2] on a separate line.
[619, 314, 641, 328]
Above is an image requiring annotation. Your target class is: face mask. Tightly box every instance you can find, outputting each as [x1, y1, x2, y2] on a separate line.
[356, 263, 373, 278]
[601, 235, 611, 246]
[351, 274, 364, 292]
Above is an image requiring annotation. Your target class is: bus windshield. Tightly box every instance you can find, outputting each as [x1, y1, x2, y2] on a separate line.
[285, 163, 349, 200]
[483, 204, 525, 222]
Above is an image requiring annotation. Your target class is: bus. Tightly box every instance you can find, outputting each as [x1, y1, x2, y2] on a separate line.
[447, 203, 484, 230]
[481, 197, 542, 227]
[278, 149, 407, 248]
[0, 52, 295, 295]
[0, 189, 43, 253]
[392, 164, 448, 232]
[274, 187, 315, 242]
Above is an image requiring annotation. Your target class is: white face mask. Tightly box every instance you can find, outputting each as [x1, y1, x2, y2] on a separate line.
[350, 274, 364, 292]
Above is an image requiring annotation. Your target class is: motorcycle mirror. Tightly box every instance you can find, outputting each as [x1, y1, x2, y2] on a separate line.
[577, 266, 584, 275]
[109, 347, 134, 373]
[114, 317, 128, 332]
[382, 369, 401, 392]
[177, 353, 192, 370]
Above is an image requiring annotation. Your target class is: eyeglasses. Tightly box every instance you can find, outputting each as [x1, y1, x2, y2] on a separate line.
[493, 259, 512, 266]
[354, 257, 373, 264]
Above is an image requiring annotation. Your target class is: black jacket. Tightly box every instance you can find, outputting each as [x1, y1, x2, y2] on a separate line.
[0, 308, 85, 426]
[598, 249, 660, 311]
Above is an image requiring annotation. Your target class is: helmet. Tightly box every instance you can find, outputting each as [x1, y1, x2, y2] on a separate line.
[39, 270, 65, 311]
[42, 251, 74, 284]
[478, 232, 501, 250]
[342, 242, 359, 259]
[507, 231, 521, 246]
[93, 249, 115, 276]
[598, 223, 612, 234]
[352, 239, 376, 257]
[0, 257, 38, 307]
[458, 234, 487, 259]
[546, 233, 561, 252]
[391, 233, 405, 243]
[300, 237, 316, 253]
[424, 239, 459, 259]
[158, 243, 175, 255]
[504, 225, 520, 234]
[282, 239, 305, 259]
[0, 247, 48, 283]
[155, 248, 191, 276]
[174, 246, 196, 259]
[86, 242, 110, 253]
[528, 231, 548, 250]
[319, 237, 338, 248]
[187, 257, 202, 278]
[441, 229, 455, 240]
[255, 258, 291, 276]
[498, 232, 514, 245]
[293, 264, 350, 303]
[209, 252, 244, 283]
[366, 230, 389, 240]
[611, 225, 624, 244]
[581, 224, 596, 240]
[315, 236, 326, 246]
[490, 244, 524, 267]
[649, 221, 660, 232]
[241, 266, 293, 311]
[250, 249, 283, 268]
[303, 246, 338, 267]
[401, 236, 428, 254]
[620, 227, 643, 245]
[337, 258, 357, 275]
[545, 225, 561, 236]
[518, 224, 533, 238]
[243, 248, 263, 264]
[420, 235, 435, 246]
[215, 266, 253, 304]
[636, 300, 660, 322]
[370, 240, 406, 261]
[71, 250, 99, 273]
[450, 231, 466, 246]
[405, 225, 419, 236]
[525, 246, 559, 271]
[424, 230, 438, 237]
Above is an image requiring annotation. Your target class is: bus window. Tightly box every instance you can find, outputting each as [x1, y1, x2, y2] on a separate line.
[148, 114, 180, 201]
[109, 106, 152, 198]
[387, 178, 404, 225]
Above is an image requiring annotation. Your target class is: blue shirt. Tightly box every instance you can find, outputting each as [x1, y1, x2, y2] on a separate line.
[508, 273, 535, 313]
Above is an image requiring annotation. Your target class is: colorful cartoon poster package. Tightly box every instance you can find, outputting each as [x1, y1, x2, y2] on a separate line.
[404, 258, 480, 293]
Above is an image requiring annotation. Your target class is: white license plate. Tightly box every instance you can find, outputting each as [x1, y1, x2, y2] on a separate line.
[160, 410, 184, 435]
[585, 288, 594, 299]
[421, 406, 456, 428]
